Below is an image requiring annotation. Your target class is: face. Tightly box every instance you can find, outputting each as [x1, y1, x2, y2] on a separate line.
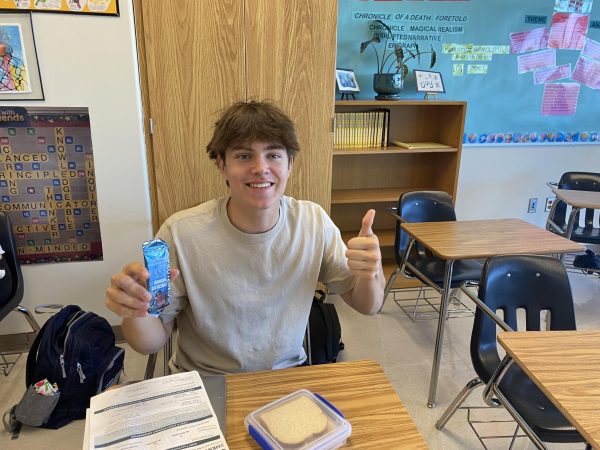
[218, 140, 293, 215]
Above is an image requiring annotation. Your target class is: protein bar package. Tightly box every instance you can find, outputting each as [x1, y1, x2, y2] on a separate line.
[142, 238, 171, 317]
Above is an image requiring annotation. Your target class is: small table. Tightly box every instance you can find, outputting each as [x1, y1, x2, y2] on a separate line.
[400, 218, 584, 407]
[549, 187, 600, 240]
[498, 330, 600, 448]
[225, 359, 427, 449]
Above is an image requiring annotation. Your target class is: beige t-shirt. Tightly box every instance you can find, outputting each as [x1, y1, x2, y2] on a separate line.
[157, 196, 355, 374]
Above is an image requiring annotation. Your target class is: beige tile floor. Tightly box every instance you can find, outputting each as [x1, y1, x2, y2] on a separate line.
[1, 271, 598, 449]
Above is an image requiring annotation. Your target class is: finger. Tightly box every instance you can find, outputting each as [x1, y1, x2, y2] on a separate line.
[105, 287, 148, 318]
[110, 270, 152, 302]
[358, 209, 376, 237]
[122, 261, 149, 284]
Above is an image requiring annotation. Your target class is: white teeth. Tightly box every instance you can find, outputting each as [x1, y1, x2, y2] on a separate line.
[249, 182, 271, 188]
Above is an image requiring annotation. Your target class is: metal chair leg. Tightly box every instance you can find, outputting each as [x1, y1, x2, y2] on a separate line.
[378, 267, 400, 313]
[435, 377, 483, 429]
[144, 352, 158, 380]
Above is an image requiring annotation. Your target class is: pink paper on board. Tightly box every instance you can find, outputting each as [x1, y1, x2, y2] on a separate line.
[517, 49, 557, 73]
[534, 64, 572, 84]
[582, 38, 600, 62]
[572, 56, 600, 89]
[548, 13, 589, 49]
[510, 27, 549, 53]
[541, 83, 580, 115]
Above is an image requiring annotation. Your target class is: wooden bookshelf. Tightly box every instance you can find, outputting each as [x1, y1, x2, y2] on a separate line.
[331, 100, 467, 289]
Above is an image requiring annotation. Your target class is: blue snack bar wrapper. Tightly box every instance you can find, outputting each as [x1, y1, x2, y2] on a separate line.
[142, 238, 171, 317]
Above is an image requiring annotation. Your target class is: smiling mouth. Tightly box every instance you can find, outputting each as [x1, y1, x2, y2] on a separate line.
[247, 182, 274, 188]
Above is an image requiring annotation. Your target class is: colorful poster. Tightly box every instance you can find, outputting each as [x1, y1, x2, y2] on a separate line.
[572, 54, 600, 88]
[541, 82, 581, 115]
[0, 0, 118, 15]
[548, 12, 590, 49]
[510, 27, 549, 53]
[0, 22, 30, 93]
[534, 63, 572, 83]
[0, 107, 102, 264]
[517, 48, 557, 73]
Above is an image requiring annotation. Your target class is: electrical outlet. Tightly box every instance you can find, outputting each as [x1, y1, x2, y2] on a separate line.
[545, 196, 556, 212]
[528, 198, 538, 213]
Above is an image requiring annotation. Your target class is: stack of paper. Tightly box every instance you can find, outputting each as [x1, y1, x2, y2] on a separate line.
[83, 371, 228, 450]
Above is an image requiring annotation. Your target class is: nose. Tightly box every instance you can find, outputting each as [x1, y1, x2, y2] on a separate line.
[252, 155, 270, 174]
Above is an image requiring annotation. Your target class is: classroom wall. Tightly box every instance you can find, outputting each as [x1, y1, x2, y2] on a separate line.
[1, 2, 599, 334]
[1, 0, 152, 333]
[456, 144, 600, 227]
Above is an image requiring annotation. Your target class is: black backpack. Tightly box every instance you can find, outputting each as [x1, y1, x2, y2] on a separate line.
[307, 290, 344, 364]
[24, 305, 124, 429]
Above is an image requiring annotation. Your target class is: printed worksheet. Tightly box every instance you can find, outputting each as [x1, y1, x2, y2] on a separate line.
[84, 372, 228, 450]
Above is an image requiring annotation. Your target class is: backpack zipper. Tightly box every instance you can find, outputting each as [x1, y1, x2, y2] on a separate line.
[59, 311, 91, 378]
[96, 348, 125, 394]
[76, 362, 87, 383]
[59, 354, 66, 377]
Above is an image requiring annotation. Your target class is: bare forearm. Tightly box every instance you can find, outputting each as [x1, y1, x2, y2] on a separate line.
[122, 317, 172, 355]
[341, 267, 386, 315]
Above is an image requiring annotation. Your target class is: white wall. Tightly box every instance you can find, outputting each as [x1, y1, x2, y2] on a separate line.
[1, 0, 152, 333]
[456, 144, 600, 227]
[2, 2, 599, 334]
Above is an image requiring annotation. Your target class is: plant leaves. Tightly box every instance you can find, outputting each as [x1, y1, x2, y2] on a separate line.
[401, 64, 409, 79]
[430, 49, 437, 68]
[360, 41, 371, 53]
[376, 20, 394, 40]
[394, 44, 404, 61]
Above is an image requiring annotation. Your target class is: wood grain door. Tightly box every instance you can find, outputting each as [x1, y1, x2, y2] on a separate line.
[135, 0, 337, 230]
[136, 0, 246, 228]
[246, 0, 338, 211]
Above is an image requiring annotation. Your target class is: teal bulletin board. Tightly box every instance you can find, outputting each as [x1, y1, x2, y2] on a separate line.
[337, 0, 600, 145]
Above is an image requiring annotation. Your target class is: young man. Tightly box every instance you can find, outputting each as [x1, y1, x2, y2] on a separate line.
[106, 100, 385, 375]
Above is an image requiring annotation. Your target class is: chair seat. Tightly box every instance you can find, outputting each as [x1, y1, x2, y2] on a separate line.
[551, 224, 600, 244]
[410, 256, 483, 287]
[499, 367, 584, 443]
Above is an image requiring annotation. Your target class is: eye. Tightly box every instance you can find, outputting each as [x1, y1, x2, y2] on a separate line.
[234, 153, 251, 160]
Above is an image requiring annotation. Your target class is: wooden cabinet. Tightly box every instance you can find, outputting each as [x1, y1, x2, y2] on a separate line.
[134, 0, 337, 230]
[331, 100, 467, 286]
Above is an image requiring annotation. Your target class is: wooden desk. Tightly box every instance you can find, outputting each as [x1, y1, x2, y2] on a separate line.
[549, 187, 600, 241]
[498, 330, 600, 449]
[225, 360, 427, 449]
[400, 219, 583, 407]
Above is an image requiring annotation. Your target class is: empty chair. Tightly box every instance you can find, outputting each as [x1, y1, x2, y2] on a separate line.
[546, 171, 600, 244]
[379, 190, 482, 314]
[436, 255, 590, 449]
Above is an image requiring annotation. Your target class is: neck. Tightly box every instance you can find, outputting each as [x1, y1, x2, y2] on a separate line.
[226, 198, 280, 234]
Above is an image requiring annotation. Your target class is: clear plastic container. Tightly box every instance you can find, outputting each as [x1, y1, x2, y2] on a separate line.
[244, 389, 352, 450]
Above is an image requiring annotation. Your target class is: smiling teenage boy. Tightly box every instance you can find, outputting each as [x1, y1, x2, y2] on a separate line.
[106, 100, 385, 375]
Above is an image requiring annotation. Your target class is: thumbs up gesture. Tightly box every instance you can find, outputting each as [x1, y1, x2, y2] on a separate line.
[345, 209, 382, 280]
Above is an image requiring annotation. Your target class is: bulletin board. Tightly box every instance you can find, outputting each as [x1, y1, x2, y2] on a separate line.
[0, 107, 103, 264]
[337, 0, 600, 145]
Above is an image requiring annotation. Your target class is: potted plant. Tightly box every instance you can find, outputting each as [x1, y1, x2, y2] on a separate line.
[360, 20, 437, 99]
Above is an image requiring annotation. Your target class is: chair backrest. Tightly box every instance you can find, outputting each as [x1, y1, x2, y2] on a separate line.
[552, 171, 600, 229]
[471, 255, 576, 383]
[394, 191, 456, 266]
[0, 211, 24, 321]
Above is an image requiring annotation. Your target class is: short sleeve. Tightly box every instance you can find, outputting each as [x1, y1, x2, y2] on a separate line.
[317, 208, 356, 295]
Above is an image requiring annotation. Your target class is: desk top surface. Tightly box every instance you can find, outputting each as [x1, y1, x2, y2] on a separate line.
[401, 218, 583, 259]
[225, 359, 427, 449]
[498, 330, 600, 448]
[552, 188, 600, 209]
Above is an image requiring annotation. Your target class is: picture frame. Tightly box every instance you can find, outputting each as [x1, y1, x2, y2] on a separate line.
[0, 13, 44, 100]
[335, 68, 360, 93]
[414, 70, 445, 94]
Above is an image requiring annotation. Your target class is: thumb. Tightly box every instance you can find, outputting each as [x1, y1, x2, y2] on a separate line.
[358, 209, 375, 237]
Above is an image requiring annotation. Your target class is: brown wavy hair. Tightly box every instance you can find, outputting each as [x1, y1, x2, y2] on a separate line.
[206, 100, 300, 164]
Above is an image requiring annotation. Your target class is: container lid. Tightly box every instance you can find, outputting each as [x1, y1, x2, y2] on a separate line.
[244, 389, 352, 450]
